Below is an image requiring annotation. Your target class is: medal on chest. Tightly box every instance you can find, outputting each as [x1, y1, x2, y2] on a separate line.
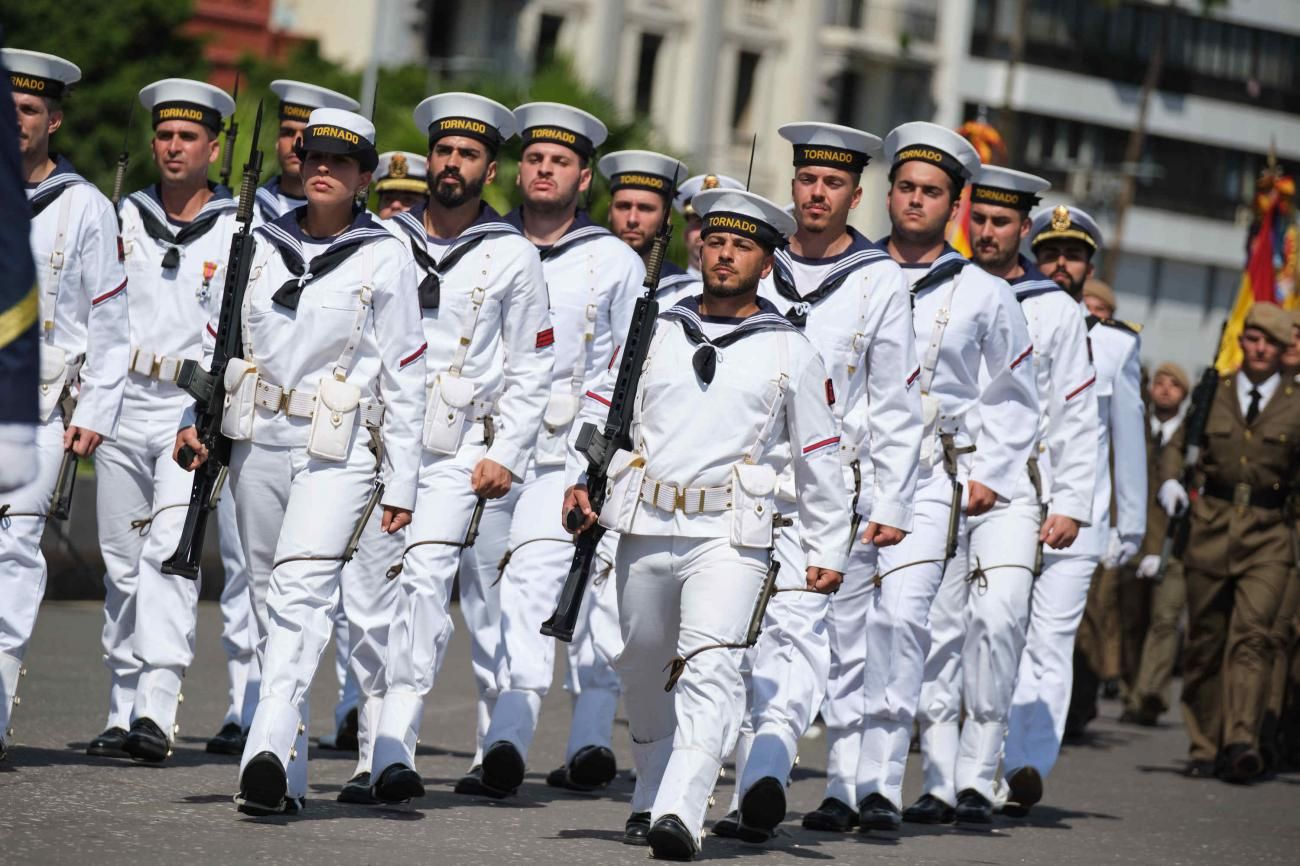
[198, 260, 218, 303]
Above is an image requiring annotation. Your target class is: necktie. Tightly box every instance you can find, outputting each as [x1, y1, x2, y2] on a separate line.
[1246, 388, 1261, 424]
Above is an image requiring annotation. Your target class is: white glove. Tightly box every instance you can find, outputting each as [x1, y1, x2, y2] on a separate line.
[1136, 554, 1163, 580]
[1101, 529, 1140, 568]
[1157, 479, 1189, 518]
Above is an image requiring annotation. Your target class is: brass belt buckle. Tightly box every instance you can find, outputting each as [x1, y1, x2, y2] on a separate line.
[674, 486, 688, 512]
[1233, 482, 1252, 513]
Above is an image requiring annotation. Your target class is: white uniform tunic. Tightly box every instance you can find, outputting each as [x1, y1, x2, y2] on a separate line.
[370, 202, 554, 780]
[570, 296, 850, 844]
[0, 158, 128, 739]
[96, 185, 236, 736]
[460, 210, 642, 767]
[220, 209, 427, 800]
[727, 229, 922, 811]
[916, 258, 1098, 805]
[853, 246, 1038, 811]
[1004, 309, 1144, 780]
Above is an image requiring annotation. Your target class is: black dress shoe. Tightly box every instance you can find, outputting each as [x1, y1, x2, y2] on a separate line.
[481, 740, 524, 793]
[453, 763, 512, 799]
[1183, 760, 1216, 779]
[86, 726, 131, 758]
[903, 793, 955, 825]
[124, 718, 169, 763]
[739, 776, 786, 838]
[335, 707, 359, 752]
[568, 744, 617, 788]
[802, 797, 858, 832]
[857, 792, 901, 832]
[1001, 766, 1043, 817]
[711, 810, 742, 839]
[647, 813, 698, 861]
[954, 789, 993, 827]
[237, 751, 288, 815]
[1216, 743, 1263, 785]
[338, 771, 379, 804]
[623, 811, 652, 846]
[206, 722, 245, 755]
[373, 762, 425, 803]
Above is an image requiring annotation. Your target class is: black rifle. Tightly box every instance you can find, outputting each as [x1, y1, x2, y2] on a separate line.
[218, 74, 240, 190]
[161, 102, 266, 579]
[540, 220, 672, 641]
[110, 100, 134, 210]
[1159, 327, 1225, 574]
[462, 416, 495, 548]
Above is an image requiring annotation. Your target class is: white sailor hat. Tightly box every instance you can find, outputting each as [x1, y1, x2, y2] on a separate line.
[883, 121, 981, 183]
[294, 107, 378, 172]
[778, 121, 881, 174]
[1, 48, 80, 100]
[674, 173, 744, 217]
[139, 78, 235, 133]
[270, 79, 359, 124]
[694, 189, 796, 249]
[374, 151, 428, 194]
[514, 102, 608, 159]
[1029, 204, 1103, 252]
[597, 150, 687, 198]
[414, 92, 516, 152]
[971, 166, 1050, 213]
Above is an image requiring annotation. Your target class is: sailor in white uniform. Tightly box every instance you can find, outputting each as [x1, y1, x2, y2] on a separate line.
[713, 122, 923, 842]
[368, 93, 553, 805]
[0, 49, 128, 759]
[907, 168, 1098, 826]
[601, 149, 697, 307]
[564, 188, 849, 860]
[174, 108, 428, 814]
[848, 123, 1039, 835]
[373, 151, 427, 219]
[998, 205, 1145, 816]
[675, 174, 743, 282]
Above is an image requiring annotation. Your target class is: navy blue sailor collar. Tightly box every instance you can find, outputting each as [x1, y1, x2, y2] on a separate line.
[255, 175, 306, 224]
[878, 238, 969, 295]
[393, 200, 519, 249]
[661, 295, 799, 384]
[1007, 254, 1062, 301]
[128, 181, 236, 226]
[256, 204, 391, 265]
[505, 207, 611, 259]
[770, 226, 891, 324]
[28, 154, 88, 215]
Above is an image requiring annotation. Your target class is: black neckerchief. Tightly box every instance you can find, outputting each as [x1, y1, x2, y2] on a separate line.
[393, 202, 516, 309]
[660, 296, 799, 384]
[883, 240, 969, 298]
[127, 183, 236, 270]
[770, 227, 889, 326]
[256, 206, 391, 310]
[505, 208, 611, 261]
[28, 155, 86, 217]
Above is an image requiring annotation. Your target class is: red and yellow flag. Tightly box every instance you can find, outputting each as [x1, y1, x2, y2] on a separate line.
[947, 122, 1008, 257]
[1214, 166, 1298, 373]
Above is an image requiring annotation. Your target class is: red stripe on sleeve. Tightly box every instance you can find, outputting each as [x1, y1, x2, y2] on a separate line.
[536, 328, 555, 349]
[585, 390, 611, 407]
[92, 279, 127, 306]
[906, 366, 921, 386]
[1010, 345, 1033, 370]
[1065, 375, 1096, 402]
[206, 323, 218, 338]
[802, 436, 841, 455]
[400, 342, 428, 369]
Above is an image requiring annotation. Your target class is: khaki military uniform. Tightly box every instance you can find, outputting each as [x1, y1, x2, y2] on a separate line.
[1162, 374, 1300, 762]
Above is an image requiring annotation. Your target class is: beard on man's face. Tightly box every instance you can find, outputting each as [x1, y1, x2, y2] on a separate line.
[431, 167, 485, 208]
[702, 268, 760, 299]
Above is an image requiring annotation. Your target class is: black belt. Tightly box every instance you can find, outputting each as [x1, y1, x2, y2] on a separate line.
[1202, 479, 1289, 511]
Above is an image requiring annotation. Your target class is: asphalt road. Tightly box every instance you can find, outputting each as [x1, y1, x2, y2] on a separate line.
[2, 601, 1298, 865]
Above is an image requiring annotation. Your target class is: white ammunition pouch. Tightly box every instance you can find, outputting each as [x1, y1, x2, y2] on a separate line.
[543, 392, 581, 433]
[37, 345, 70, 423]
[307, 376, 362, 462]
[596, 449, 646, 533]
[730, 462, 778, 549]
[539, 283, 599, 467]
[422, 373, 477, 456]
[220, 357, 259, 441]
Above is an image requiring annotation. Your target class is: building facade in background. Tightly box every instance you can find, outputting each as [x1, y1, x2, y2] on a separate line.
[244, 0, 1300, 373]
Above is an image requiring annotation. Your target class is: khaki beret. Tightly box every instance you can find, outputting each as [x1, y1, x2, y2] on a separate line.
[1290, 307, 1300, 331]
[1083, 279, 1116, 313]
[1243, 302, 1293, 346]
[1153, 361, 1190, 393]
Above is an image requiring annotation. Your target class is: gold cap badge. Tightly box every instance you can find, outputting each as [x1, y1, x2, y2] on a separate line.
[702, 175, 720, 191]
[390, 153, 408, 179]
[1051, 204, 1071, 232]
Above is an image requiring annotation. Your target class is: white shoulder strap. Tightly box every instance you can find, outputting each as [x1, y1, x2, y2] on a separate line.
[569, 252, 600, 397]
[631, 321, 673, 453]
[839, 276, 873, 422]
[448, 284, 486, 378]
[744, 331, 790, 464]
[240, 242, 278, 364]
[40, 191, 77, 340]
[919, 267, 963, 396]
[332, 243, 375, 380]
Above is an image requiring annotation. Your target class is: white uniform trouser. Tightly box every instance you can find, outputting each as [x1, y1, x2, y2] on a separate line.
[455, 496, 509, 767]
[562, 532, 623, 762]
[0, 414, 65, 737]
[480, 463, 571, 762]
[94, 409, 194, 732]
[856, 464, 965, 810]
[728, 514, 829, 812]
[216, 493, 259, 729]
[233, 438, 376, 799]
[330, 612, 361, 733]
[1004, 551, 1097, 779]
[916, 499, 1039, 804]
[372, 432, 494, 776]
[618, 534, 768, 843]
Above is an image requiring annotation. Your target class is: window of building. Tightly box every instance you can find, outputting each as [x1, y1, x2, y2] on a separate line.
[634, 32, 663, 116]
[831, 0, 864, 28]
[534, 13, 563, 70]
[731, 50, 761, 139]
[832, 70, 860, 127]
